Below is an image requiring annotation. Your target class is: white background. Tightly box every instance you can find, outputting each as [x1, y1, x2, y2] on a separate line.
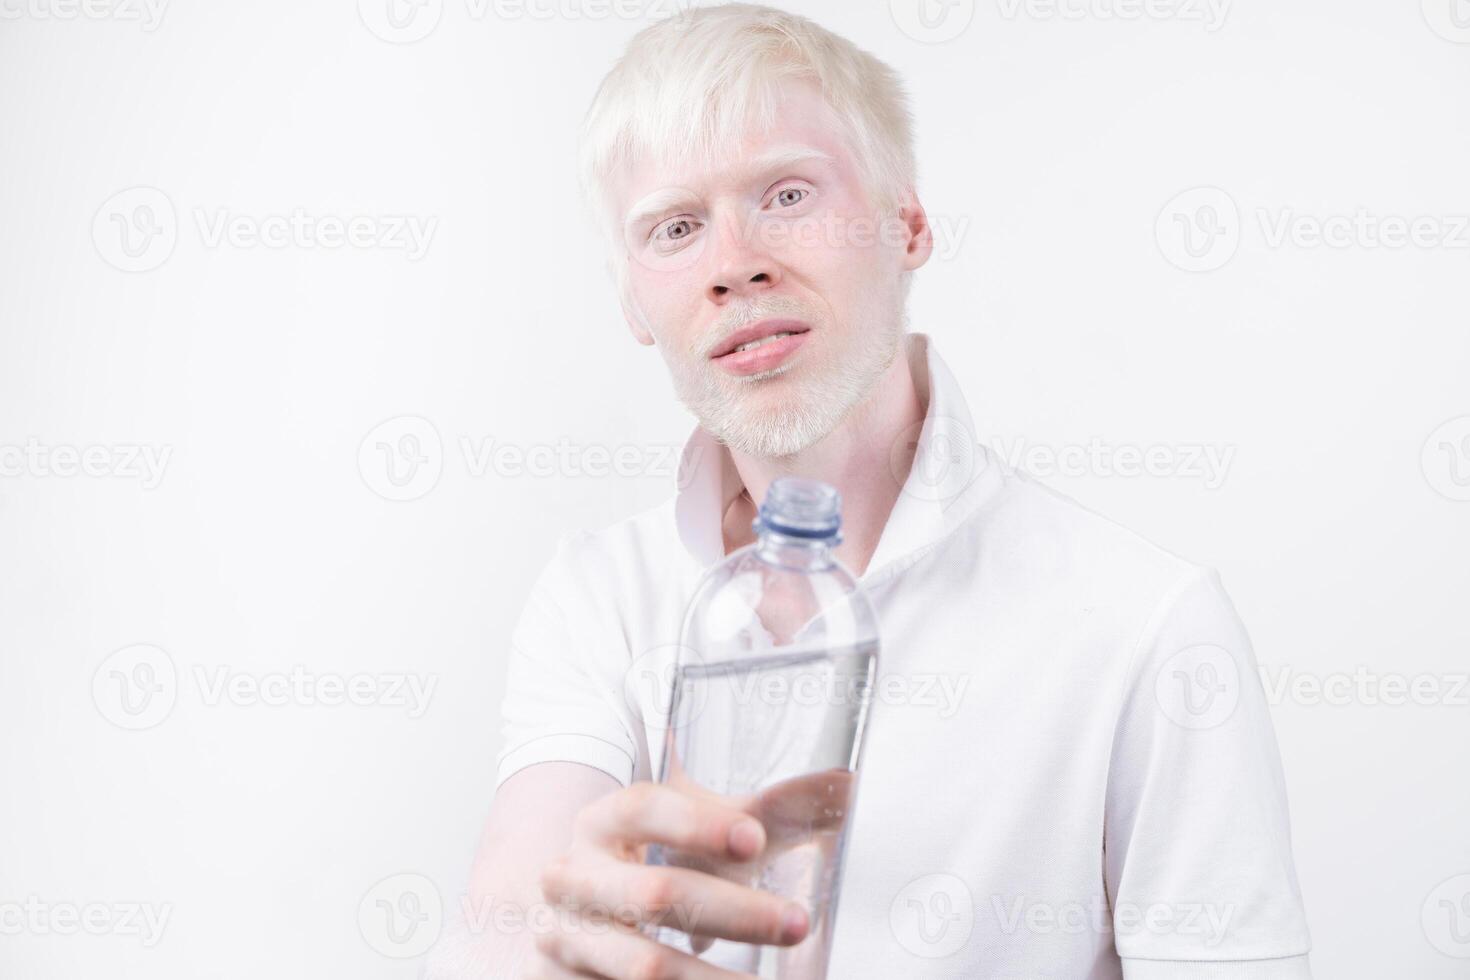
[1, 0, 1466, 977]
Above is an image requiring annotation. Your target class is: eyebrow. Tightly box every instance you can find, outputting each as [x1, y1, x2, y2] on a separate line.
[622, 145, 836, 234]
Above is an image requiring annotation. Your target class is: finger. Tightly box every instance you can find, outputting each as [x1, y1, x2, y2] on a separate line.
[537, 921, 759, 980]
[541, 853, 809, 947]
[577, 783, 767, 862]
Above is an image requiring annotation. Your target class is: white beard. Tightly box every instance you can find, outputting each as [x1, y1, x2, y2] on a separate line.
[657, 275, 910, 460]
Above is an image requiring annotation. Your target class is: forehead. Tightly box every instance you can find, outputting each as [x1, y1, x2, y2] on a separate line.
[615, 78, 856, 224]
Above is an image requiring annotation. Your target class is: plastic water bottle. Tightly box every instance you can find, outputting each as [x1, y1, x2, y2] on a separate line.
[646, 477, 880, 978]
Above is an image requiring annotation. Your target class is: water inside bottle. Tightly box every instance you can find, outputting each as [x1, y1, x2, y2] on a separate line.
[647, 638, 878, 978]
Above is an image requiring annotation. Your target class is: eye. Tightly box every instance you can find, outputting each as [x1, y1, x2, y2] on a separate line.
[771, 186, 809, 209]
[652, 217, 700, 245]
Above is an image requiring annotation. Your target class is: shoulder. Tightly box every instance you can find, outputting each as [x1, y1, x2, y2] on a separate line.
[964, 458, 1233, 647]
[972, 462, 1251, 695]
[986, 461, 1203, 579]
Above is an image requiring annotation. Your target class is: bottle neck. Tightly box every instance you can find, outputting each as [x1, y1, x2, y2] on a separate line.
[753, 527, 839, 571]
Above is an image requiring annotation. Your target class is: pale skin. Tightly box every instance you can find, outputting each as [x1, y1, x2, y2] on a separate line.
[460, 75, 933, 979]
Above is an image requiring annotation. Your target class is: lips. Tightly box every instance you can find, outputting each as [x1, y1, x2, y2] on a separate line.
[710, 319, 812, 360]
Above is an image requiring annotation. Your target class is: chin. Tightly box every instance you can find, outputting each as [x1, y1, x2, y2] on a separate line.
[722, 427, 825, 460]
[716, 398, 840, 459]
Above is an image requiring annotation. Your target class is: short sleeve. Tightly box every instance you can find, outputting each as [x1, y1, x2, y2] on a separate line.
[1105, 566, 1313, 979]
[494, 530, 641, 791]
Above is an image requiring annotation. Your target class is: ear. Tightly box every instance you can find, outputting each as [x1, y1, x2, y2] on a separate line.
[896, 190, 934, 273]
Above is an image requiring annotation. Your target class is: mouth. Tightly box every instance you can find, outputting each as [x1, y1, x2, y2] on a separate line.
[710, 319, 812, 359]
[709, 318, 812, 377]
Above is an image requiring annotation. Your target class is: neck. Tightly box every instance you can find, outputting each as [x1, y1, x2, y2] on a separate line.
[722, 339, 925, 578]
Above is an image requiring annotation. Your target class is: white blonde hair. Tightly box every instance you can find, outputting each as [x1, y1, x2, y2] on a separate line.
[577, 2, 918, 267]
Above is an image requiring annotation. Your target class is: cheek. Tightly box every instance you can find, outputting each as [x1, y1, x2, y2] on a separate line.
[790, 232, 878, 297]
[799, 206, 892, 269]
[804, 233, 901, 327]
[629, 268, 702, 336]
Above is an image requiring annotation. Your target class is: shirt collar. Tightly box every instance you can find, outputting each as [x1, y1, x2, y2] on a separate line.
[673, 332, 1001, 581]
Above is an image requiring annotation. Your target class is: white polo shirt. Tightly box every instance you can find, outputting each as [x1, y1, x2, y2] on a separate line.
[495, 332, 1313, 979]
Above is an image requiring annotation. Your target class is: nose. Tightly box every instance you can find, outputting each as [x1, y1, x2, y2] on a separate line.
[706, 209, 781, 304]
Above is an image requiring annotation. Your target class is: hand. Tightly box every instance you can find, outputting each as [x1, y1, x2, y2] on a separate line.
[528, 781, 811, 979]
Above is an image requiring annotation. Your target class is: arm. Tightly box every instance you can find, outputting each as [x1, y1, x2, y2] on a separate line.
[426, 762, 620, 979]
